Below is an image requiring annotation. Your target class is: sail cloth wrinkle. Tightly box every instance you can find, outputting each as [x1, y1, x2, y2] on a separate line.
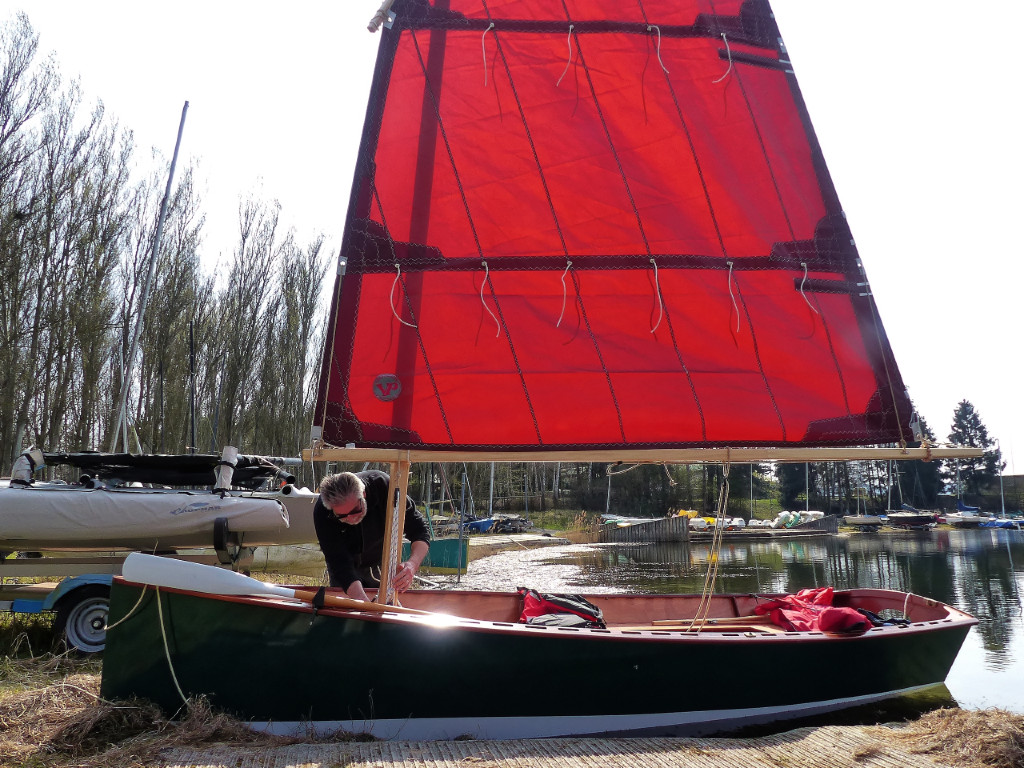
[314, 0, 912, 451]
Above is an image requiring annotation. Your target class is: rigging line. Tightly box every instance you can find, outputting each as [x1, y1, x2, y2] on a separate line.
[646, 25, 669, 74]
[556, 260, 572, 327]
[481, 23, 495, 86]
[799, 262, 820, 315]
[383, 468, 405, 606]
[649, 258, 663, 333]
[691, 467, 730, 632]
[726, 261, 739, 333]
[865, 293, 909, 448]
[103, 583, 148, 631]
[712, 33, 732, 83]
[556, 24, 574, 87]
[390, 264, 418, 328]
[607, 462, 642, 476]
[479, 261, 501, 338]
[155, 588, 189, 705]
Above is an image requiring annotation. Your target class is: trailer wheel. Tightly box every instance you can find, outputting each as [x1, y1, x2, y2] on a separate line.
[55, 585, 110, 654]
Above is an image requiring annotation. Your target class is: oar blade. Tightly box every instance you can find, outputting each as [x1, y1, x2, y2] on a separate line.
[122, 552, 294, 599]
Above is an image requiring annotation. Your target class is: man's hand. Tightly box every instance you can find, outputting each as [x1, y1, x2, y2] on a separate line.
[394, 561, 417, 592]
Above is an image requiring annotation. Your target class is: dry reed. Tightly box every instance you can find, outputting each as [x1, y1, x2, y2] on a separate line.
[886, 707, 1024, 768]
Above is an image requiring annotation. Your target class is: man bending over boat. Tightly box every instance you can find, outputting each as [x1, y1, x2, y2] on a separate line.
[313, 470, 431, 600]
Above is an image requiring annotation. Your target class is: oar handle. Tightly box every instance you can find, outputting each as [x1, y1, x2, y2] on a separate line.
[290, 588, 433, 617]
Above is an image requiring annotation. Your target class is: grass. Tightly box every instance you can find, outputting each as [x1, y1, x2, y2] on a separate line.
[888, 707, 1024, 768]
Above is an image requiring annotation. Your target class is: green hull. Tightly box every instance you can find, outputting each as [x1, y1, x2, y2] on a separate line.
[403, 537, 468, 574]
[100, 583, 973, 739]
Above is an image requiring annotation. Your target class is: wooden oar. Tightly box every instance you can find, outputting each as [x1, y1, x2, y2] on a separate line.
[120, 552, 434, 617]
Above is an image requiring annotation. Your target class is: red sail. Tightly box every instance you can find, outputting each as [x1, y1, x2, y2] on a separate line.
[314, 0, 912, 451]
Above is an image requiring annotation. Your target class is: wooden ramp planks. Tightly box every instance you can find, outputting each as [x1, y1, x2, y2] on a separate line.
[159, 726, 951, 768]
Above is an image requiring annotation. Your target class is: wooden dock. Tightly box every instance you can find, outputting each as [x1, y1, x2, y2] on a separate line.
[157, 726, 953, 768]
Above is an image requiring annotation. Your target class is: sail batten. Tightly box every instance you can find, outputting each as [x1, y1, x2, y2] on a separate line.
[314, 0, 913, 451]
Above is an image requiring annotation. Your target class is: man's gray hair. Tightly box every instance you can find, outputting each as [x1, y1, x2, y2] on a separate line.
[319, 472, 365, 508]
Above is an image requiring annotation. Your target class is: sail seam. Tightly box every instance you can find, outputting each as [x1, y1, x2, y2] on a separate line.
[482, 269, 544, 445]
[370, 178, 455, 445]
[732, 275, 787, 442]
[730, 53, 797, 242]
[571, 268, 628, 443]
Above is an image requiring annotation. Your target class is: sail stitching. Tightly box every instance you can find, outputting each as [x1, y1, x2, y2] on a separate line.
[369, 181, 455, 445]
[571, 269, 627, 442]
[559, 5, 638, 442]
[729, 54, 797, 243]
[732, 276, 787, 441]
[569, 20, 651, 257]
[803, 280, 853, 420]
[651, 271, 708, 441]
[483, 268, 544, 445]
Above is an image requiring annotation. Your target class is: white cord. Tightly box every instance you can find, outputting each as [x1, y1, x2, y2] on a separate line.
[727, 261, 739, 333]
[480, 261, 501, 337]
[647, 25, 669, 74]
[482, 23, 495, 86]
[713, 33, 733, 83]
[799, 262, 820, 314]
[556, 25, 574, 87]
[650, 258, 663, 333]
[557, 260, 572, 327]
[390, 263, 418, 328]
[156, 588, 189, 705]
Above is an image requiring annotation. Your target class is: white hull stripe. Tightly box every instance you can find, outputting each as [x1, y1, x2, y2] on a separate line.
[251, 684, 937, 741]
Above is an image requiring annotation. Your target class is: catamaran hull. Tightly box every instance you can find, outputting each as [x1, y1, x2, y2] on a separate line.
[100, 584, 974, 739]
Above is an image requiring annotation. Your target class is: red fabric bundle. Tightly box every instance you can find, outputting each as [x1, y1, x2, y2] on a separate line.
[753, 587, 868, 633]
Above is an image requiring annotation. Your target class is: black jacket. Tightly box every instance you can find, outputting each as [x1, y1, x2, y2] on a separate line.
[313, 470, 431, 589]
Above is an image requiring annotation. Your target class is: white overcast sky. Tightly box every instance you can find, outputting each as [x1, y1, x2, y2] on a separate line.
[3, 1, 1022, 476]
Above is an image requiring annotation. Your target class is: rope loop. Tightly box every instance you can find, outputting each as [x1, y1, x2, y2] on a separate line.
[390, 263, 418, 328]
[647, 25, 670, 74]
[650, 258, 663, 333]
[480, 261, 501, 337]
[556, 25, 574, 86]
[713, 33, 733, 83]
[482, 22, 495, 86]
[557, 260, 572, 328]
[726, 261, 739, 333]
[799, 262, 820, 315]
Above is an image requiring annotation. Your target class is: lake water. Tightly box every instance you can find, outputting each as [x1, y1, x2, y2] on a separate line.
[448, 528, 1024, 718]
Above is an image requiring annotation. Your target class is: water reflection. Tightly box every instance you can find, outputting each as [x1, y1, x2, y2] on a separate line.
[515, 528, 1024, 712]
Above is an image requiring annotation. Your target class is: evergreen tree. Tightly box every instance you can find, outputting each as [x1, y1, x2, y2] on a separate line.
[945, 400, 999, 502]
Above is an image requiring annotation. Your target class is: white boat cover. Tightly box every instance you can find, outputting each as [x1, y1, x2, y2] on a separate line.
[0, 486, 290, 551]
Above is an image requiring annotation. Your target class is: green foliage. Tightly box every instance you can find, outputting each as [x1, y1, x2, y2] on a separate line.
[944, 400, 1000, 501]
[0, 14, 327, 484]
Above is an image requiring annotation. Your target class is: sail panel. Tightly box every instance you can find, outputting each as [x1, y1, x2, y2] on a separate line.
[315, 0, 912, 450]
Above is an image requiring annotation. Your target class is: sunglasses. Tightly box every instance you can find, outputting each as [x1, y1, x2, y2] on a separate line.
[334, 496, 366, 519]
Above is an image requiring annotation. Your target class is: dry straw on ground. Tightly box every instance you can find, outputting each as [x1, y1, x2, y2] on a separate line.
[0, 654, 297, 768]
[886, 707, 1024, 768]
